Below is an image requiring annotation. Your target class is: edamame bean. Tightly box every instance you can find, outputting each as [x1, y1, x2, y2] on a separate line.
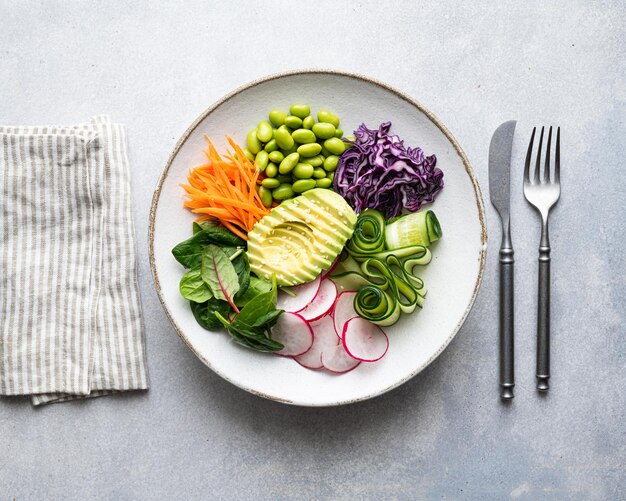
[257, 121, 273, 142]
[242, 148, 255, 162]
[264, 138, 278, 152]
[292, 128, 316, 144]
[317, 110, 340, 127]
[312, 122, 336, 139]
[258, 186, 273, 207]
[293, 163, 314, 179]
[279, 152, 300, 174]
[320, 146, 331, 157]
[323, 155, 339, 172]
[261, 177, 281, 189]
[268, 151, 284, 164]
[315, 178, 333, 189]
[277, 174, 291, 183]
[265, 163, 278, 178]
[334, 128, 344, 138]
[313, 167, 326, 179]
[324, 137, 346, 155]
[247, 130, 262, 154]
[297, 142, 322, 157]
[275, 125, 294, 150]
[284, 116, 303, 129]
[308, 154, 324, 167]
[254, 150, 269, 171]
[302, 116, 315, 129]
[272, 184, 295, 201]
[326, 172, 335, 183]
[292, 179, 316, 193]
[269, 110, 287, 127]
[290, 104, 310, 119]
[345, 135, 356, 142]
[281, 143, 298, 155]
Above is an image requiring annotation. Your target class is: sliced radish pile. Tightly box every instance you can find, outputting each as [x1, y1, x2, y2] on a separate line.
[321, 343, 361, 373]
[299, 280, 338, 322]
[294, 315, 339, 370]
[276, 275, 321, 313]
[271, 312, 313, 357]
[342, 317, 389, 362]
[332, 290, 358, 338]
[269, 276, 388, 373]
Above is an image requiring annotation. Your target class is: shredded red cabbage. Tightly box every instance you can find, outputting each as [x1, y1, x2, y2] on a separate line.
[334, 122, 444, 218]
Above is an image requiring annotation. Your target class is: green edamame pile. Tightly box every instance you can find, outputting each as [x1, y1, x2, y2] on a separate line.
[245, 104, 351, 207]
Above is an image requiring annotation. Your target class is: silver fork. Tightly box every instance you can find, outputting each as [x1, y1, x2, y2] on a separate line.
[523, 126, 561, 392]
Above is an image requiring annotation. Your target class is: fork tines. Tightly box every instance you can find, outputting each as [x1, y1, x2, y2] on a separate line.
[524, 126, 561, 185]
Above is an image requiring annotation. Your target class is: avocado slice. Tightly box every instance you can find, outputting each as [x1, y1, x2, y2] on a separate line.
[247, 189, 357, 286]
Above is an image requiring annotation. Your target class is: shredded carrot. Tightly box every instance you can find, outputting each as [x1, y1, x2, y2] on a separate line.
[180, 136, 270, 239]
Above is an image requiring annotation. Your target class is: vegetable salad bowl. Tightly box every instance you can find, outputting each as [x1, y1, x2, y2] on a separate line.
[149, 70, 487, 406]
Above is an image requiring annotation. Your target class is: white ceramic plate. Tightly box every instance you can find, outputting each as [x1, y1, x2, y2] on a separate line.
[150, 70, 487, 406]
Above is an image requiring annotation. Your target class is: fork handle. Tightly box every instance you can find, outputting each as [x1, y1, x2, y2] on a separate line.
[499, 247, 515, 400]
[537, 245, 551, 391]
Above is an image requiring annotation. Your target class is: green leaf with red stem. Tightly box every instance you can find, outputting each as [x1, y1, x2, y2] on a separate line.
[201, 244, 241, 313]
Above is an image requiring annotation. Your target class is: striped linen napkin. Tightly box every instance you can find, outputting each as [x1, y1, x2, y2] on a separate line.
[0, 116, 149, 405]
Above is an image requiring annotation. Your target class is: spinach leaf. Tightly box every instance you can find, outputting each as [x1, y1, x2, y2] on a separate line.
[251, 309, 283, 329]
[212, 276, 285, 353]
[172, 222, 245, 268]
[231, 288, 276, 328]
[193, 220, 246, 247]
[215, 313, 284, 352]
[201, 244, 240, 310]
[220, 246, 241, 259]
[172, 231, 213, 268]
[232, 252, 251, 302]
[190, 298, 230, 330]
[229, 325, 284, 352]
[179, 267, 213, 303]
[234, 276, 272, 308]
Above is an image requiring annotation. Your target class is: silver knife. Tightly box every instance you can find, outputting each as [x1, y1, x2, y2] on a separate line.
[489, 121, 517, 400]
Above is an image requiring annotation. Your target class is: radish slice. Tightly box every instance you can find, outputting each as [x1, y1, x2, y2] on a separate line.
[322, 343, 361, 373]
[276, 275, 321, 313]
[342, 317, 389, 362]
[332, 290, 358, 338]
[272, 313, 314, 357]
[299, 280, 338, 321]
[294, 315, 338, 370]
[321, 256, 340, 280]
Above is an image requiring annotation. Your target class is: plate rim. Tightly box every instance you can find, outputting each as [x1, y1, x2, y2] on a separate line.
[148, 68, 488, 406]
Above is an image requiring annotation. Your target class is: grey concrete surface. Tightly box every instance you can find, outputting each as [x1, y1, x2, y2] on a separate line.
[1, 1, 624, 499]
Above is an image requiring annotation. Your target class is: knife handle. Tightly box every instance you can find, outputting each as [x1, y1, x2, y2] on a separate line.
[499, 247, 515, 400]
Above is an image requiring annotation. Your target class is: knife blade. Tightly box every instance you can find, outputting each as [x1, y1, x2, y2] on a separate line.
[489, 120, 516, 400]
[489, 121, 516, 218]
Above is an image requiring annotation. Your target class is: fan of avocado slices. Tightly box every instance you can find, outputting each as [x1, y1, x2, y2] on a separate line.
[247, 188, 357, 286]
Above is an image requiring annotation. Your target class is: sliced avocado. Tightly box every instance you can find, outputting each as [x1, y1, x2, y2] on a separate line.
[247, 189, 357, 286]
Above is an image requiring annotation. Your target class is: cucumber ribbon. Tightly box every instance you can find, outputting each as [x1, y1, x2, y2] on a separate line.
[331, 251, 431, 326]
[332, 208, 438, 327]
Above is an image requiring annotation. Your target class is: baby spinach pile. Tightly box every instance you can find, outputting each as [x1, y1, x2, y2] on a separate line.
[172, 221, 284, 352]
